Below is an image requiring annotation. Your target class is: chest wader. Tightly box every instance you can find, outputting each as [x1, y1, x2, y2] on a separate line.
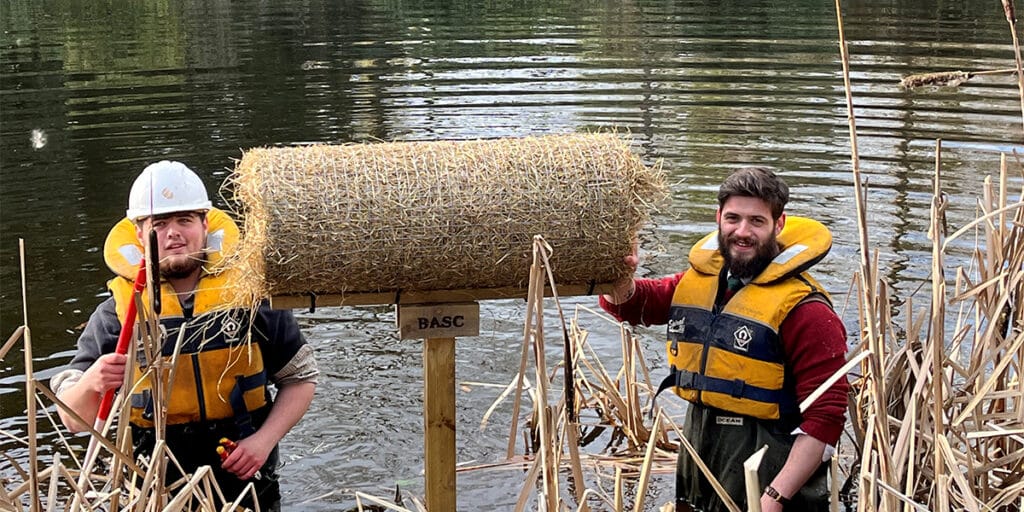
[675, 404, 829, 512]
[116, 301, 278, 511]
[130, 407, 281, 512]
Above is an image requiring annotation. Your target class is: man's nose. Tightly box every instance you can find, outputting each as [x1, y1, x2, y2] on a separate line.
[734, 220, 752, 237]
[163, 225, 182, 239]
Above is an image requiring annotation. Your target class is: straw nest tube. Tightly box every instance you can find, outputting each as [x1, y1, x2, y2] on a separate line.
[227, 133, 667, 299]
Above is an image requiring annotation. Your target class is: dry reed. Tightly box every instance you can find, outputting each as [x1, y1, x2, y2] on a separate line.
[460, 236, 685, 511]
[844, 150, 1024, 512]
[838, 0, 1024, 510]
[0, 239, 260, 512]
[225, 133, 667, 300]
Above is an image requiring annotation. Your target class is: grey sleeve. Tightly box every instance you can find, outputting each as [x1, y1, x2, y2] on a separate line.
[51, 297, 121, 394]
[273, 343, 319, 386]
[252, 304, 319, 386]
[67, 297, 121, 372]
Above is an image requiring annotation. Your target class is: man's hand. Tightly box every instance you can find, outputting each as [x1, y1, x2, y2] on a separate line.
[81, 353, 128, 395]
[219, 381, 316, 480]
[56, 353, 128, 432]
[603, 242, 639, 305]
[760, 495, 784, 512]
[221, 434, 273, 481]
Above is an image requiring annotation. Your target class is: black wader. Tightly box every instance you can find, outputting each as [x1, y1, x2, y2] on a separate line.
[131, 406, 281, 512]
[676, 403, 829, 512]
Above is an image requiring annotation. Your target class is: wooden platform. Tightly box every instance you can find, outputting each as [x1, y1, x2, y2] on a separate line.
[269, 282, 615, 310]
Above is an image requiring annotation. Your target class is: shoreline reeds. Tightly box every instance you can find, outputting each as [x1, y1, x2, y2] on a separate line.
[0, 238, 258, 512]
[838, 0, 1024, 510]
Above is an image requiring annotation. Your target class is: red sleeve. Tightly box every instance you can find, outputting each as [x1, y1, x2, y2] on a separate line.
[779, 300, 850, 445]
[598, 272, 685, 326]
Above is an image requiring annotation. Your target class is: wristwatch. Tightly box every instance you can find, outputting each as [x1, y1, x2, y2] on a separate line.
[763, 485, 791, 505]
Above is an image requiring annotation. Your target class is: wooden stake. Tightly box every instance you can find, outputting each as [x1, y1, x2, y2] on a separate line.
[742, 445, 768, 512]
[423, 336, 456, 512]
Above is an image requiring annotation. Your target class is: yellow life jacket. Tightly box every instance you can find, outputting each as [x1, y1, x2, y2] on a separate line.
[658, 216, 833, 420]
[103, 209, 267, 429]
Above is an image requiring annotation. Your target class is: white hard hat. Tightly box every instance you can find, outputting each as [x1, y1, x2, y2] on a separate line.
[126, 161, 212, 220]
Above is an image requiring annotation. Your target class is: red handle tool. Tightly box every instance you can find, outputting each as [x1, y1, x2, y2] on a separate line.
[95, 262, 147, 422]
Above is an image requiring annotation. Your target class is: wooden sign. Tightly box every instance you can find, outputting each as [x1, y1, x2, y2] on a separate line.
[398, 302, 480, 339]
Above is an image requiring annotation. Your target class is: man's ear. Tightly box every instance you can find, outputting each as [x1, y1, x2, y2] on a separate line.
[715, 208, 722, 225]
[135, 222, 146, 244]
[775, 213, 786, 235]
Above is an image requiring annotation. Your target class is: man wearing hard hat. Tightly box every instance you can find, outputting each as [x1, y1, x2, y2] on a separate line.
[52, 161, 318, 511]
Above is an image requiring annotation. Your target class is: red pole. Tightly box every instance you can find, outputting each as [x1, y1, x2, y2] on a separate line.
[95, 262, 147, 422]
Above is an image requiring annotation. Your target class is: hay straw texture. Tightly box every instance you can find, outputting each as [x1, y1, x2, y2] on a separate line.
[228, 133, 666, 298]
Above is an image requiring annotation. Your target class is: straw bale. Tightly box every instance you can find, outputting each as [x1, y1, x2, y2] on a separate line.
[228, 133, 666, 299]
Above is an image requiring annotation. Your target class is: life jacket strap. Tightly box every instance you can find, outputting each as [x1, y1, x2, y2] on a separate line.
[651, 370, 679, 418]
[131, 390, 154, 421]
[651, 368, 797, 417]
[229, 372, 268, 437]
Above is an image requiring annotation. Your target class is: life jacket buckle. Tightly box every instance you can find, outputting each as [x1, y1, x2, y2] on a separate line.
[730, 379, 746, 398]
[677, 370, 696, 389]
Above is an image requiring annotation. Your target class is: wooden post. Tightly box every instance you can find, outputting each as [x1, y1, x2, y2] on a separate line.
[423, 336, 456, 511]
[399, 302, 480, 511]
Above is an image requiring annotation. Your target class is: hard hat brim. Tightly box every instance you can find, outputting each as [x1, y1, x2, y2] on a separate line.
[126, 202, 213, 221]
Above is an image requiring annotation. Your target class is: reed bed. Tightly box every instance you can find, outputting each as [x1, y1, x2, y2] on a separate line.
[0, 240, 258, 512]
[7, 3, 1024, 508]
[457, 236, 681, 512]
[225, 133, 667, 299]
[839, 0, 1024, 510]
[844, 158, 1024, 512]
[455, 168, 1023, 512]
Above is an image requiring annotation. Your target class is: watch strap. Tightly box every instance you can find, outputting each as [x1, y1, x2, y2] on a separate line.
[764, 485, 790, 504]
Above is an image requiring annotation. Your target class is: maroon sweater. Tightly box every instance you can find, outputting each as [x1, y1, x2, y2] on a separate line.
[599, 272, 849, 445]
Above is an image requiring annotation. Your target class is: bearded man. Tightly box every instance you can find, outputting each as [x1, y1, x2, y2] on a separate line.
[52, 161, 318, 511]
[600, 167, 849, 512]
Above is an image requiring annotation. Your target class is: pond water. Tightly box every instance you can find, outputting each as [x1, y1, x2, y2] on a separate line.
[2, 0, 1022, 509]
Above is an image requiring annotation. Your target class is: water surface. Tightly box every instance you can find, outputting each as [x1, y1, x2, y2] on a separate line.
[2, 0, 1022, 509]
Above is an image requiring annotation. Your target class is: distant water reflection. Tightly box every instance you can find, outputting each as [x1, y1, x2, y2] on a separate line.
[2, 0, 1022, 509]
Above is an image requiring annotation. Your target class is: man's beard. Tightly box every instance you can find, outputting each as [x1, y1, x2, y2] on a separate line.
[718, 231, 780, 279]
[160, 252, 206, 280]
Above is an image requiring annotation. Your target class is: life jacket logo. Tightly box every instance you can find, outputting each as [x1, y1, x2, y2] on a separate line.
[668, 317, 685, 335]
[222, 316, 241, 342]
[733, 325, 753, 351]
